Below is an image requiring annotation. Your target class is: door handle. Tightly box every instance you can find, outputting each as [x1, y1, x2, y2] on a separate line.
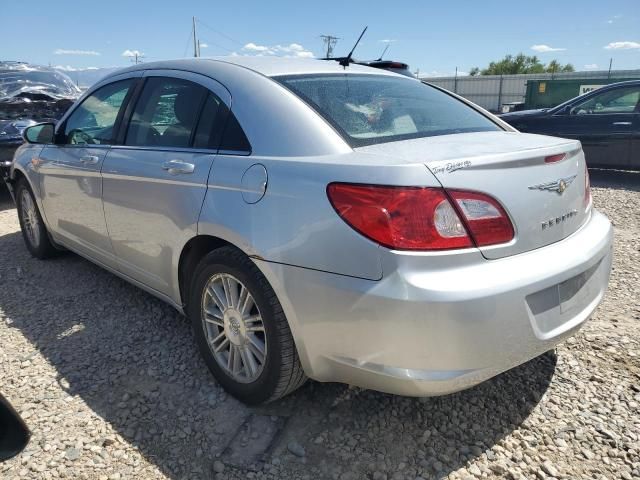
[162, 159, 195, 175]
[612, 122, 632, 126]
[79, 155, 99, 165]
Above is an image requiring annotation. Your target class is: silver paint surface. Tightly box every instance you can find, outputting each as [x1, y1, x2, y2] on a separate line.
[10, 57, 613, 396]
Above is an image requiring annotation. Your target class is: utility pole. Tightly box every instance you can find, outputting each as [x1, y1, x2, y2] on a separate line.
[193, 16, 199, 58]
[454, 66, 458, 93]
[320, 35, 339, 58]
[129, 52, 144, 64]
[608, 58, 613, 79]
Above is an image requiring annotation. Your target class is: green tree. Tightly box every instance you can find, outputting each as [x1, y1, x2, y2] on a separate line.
[470, 54, 574, 75]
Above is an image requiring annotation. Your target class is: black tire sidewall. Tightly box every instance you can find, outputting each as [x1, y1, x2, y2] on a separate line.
[16, 181, 52, 259]
[188, 250, 285, 404]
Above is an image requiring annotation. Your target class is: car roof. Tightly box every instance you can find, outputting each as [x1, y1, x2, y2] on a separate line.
[116, 56, 403, 79]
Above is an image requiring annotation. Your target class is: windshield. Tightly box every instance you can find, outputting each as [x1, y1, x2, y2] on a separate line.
[275, 74, 501, 147]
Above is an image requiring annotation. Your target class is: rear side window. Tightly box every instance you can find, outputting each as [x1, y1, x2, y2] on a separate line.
[275, 74, 501, 147]
[193, 98, 251, 153]
[219, 109, 251, 153]
[125, 77, 207, 148]
[63, 79, 133, 145]
[193, 93, 226, 149]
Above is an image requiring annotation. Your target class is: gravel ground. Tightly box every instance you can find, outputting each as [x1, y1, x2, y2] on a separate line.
[0, 170, 638, 480]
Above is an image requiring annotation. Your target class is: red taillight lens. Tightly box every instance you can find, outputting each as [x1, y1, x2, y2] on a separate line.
[327, 184, 472, 250]
[448, 190, 515, 246]
[545, 153, 567, 164]
[327, 183, 514, 251]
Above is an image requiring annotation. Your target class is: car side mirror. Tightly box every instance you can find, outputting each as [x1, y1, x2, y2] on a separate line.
[22, 122, 55, 145]
[0, 393, 30, 461]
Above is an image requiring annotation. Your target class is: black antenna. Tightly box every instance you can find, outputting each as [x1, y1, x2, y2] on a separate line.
[376, 44, 390, 61]
[339, 26, 367, 67]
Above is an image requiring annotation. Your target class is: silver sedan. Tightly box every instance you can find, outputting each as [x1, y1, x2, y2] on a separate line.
[7, 57, 613, 404]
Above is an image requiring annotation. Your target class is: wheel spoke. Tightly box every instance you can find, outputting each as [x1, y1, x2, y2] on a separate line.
[227, 344, 236, 371]
[213, 336, 230, 353]
[237, 285, 248, 314]
[208, 283, 227, 311]
[239, 347, 256, 377]
[232, 345, 241, 374]
[204, 305, 223, 318]
[222, 276, 235, 309]
[204, 316, 224, 327]
[240, 292, 254, 316]
[244, 314, 262, 325]
[247, 336, 266, 364]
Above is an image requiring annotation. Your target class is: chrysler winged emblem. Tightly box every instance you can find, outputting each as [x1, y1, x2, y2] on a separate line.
[528, 174, 577, 195]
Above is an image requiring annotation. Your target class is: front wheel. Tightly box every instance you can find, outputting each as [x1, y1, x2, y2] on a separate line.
[187, 247, 306, 404]
[15, 180, 58, 259]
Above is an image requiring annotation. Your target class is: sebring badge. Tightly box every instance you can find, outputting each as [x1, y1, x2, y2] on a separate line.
[541, 209, 578, 230]
[528, 174, 577, 195]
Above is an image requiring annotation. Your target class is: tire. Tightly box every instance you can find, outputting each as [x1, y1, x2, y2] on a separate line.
[187, 246, 306, 404]
[15, 179, 58, 259]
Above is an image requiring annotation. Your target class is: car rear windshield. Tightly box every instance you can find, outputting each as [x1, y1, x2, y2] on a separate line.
[275, 74, 501, 147]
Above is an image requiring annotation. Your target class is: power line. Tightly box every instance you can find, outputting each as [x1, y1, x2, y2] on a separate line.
[320, 35, 339, 58]
[183, 24, 194, 58]
[196, 18, 245, 47]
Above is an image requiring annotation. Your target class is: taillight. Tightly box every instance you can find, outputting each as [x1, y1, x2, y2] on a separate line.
[448, 190, 515, 246]
[327, 183, 514, 251]
[584, 168, 591, 210]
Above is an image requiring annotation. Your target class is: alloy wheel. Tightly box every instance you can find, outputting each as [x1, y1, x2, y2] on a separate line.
[20, 189, 40, 249]
[201, 273, 267, 383]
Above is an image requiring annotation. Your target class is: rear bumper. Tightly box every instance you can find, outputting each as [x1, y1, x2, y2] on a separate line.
[256, 209, 613, 396]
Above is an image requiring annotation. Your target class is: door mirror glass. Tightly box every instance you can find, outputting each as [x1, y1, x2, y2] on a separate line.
[22, 123, 55, 144]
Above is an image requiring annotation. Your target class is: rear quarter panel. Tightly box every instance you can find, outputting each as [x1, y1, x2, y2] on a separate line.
[198, 153, 442, 280]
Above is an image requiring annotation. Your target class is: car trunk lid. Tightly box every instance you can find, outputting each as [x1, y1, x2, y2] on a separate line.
[356, 131, 590, 259]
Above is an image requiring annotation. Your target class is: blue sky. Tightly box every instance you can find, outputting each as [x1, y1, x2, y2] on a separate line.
[3, 0, 639, 76]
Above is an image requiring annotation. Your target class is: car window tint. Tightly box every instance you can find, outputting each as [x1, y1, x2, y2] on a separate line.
[275, 74, 500, 147]
[126, 77, 207, 148]
[193, 93, 226, 149]
[219, 109, 251, 152]
[63, 79, 133, 145]
[572, 87, 640, 115]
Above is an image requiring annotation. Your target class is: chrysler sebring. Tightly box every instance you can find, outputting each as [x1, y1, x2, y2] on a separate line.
[7, 58, 613, 404]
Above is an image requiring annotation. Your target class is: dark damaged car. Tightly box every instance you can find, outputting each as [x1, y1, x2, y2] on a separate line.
[1, 62, 80, 187]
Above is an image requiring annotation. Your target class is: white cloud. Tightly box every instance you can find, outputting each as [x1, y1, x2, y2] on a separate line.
[243, 42, 271, 53]
[584, 63, 599, 70]
[200, 43, 209, 48]
[122, 49, 144, 57]
[604, 41, 640, 50]
[379, 39, 396, 43]
[54, 49, 101, 56]
[241, 42, 314, 58]
[53, 65, 101, 72]
[531, 44, 566, 52]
